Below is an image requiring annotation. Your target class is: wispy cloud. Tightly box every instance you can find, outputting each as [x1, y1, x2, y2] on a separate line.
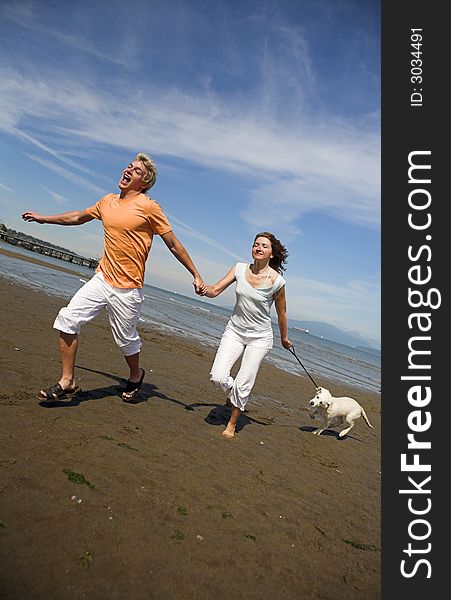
[287, 273, 380, 339]
[0, 2, 380, 343]
[291, 273, 380, 313]
[0, 67, 380, 238]
[0, 181, 13, 193]
[41, 185, 70, 206]
[0, 2, 33, 23]
[8, 127, 112, 183]
[0, 2, 131, 67]
[166, 213, 245, 262]
[24, 153, 106, 196]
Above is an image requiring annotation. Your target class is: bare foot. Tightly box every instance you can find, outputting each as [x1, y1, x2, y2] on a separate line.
[221, 424, 236, 439]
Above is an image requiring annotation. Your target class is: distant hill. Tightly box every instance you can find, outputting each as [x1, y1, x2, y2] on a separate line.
[288, 319, 380, 351]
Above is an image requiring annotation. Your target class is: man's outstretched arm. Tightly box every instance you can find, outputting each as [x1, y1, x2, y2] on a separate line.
[160, 231, 206, 294]
[21, 209, 94, 226]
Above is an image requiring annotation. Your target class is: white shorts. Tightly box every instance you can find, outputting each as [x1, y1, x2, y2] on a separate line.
[53, 272, 144, 356]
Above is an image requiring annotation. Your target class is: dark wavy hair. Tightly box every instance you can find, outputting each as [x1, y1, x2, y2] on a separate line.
[254, 232, 288, 274]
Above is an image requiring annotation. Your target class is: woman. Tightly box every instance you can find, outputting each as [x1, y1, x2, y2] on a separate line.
[203, 232, 292, 438]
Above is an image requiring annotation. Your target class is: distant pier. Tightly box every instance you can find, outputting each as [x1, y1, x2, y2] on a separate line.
[0, 232, 98, 270]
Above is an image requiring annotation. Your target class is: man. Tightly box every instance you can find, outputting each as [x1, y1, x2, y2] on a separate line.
[22, 152, 205, 402]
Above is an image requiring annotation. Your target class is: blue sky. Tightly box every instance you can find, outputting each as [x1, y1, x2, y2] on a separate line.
[0, 0, 380, 346]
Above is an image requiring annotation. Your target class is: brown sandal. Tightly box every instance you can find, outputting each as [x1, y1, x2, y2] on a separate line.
[39, 383, 78, 400]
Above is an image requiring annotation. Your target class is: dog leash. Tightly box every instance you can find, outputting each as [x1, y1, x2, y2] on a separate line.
[288, 345, 319, 389]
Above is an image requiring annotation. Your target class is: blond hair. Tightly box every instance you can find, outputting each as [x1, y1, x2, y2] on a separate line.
[135, 152, 157, 192]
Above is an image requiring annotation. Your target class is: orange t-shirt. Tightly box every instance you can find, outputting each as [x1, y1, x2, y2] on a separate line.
[86, 193, 172, 288]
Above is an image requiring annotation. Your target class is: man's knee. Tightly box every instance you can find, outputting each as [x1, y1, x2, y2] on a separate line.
[53, 308, 81, 335]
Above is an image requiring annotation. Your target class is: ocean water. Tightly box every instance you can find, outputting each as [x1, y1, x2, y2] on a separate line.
[0, 242, 381, 394]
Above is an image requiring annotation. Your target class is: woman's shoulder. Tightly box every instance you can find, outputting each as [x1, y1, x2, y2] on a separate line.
[234, 262, 248, 276]
[272, 271, 286, 291]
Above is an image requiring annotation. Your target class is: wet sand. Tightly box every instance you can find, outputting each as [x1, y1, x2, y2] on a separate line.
[0, 262, 380, 599]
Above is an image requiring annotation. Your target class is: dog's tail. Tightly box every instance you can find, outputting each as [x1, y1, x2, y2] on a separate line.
[361, 407, 373, 428]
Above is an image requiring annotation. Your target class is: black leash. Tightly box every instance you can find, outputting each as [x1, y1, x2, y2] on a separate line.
[288, 345, 319, 389]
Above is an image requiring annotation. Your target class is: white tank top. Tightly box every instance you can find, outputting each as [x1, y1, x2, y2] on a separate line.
[229, 262, 286, 332]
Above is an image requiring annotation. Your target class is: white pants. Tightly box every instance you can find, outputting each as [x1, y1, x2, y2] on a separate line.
[210, 321, 273, 411]
[53, 272, 144, 356]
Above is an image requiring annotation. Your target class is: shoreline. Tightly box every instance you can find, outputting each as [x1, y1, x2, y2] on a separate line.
[0, 261, 380, 598]
[0, 245, 381, 394]
[0, 271, 378, 402]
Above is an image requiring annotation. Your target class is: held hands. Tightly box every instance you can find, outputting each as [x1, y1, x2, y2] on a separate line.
[201, 285, 216, 298]
[193, 275, 207, 296]
[195, 284, 217, 298]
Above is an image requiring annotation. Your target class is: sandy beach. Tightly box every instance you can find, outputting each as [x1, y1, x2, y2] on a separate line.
[0, 257, 381, 599]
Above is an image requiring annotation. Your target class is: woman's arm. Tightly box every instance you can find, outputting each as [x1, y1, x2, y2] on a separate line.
[21, 209, 94, 226]
[274, 286, 292, 349]
[203, 266, 236, 298]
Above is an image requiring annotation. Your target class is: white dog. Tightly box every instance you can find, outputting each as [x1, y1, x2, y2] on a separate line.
[307, 387, 373, 437]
